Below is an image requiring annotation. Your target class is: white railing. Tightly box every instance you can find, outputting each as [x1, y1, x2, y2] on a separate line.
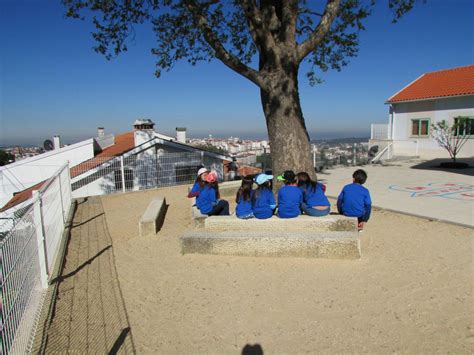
[371, 123, 389, 140]
[71, 152, 224, 198]
[0, 163, 72, 354]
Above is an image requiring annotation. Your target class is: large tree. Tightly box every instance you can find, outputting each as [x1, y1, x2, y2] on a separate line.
[63, 0, 421, 177]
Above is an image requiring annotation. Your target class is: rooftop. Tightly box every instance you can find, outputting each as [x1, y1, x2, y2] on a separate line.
[387, 65, 474, 103]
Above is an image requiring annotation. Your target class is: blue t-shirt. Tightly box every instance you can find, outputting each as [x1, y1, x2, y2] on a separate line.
[300, 183, 330, 208]
[337, 183, 372, 221]
[252, 188, 276, 219]
[236, 190, 254, 218]
[277, 185, 303, 218]
[196, 185, 217, 214]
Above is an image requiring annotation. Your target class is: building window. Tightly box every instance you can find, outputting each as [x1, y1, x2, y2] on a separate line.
[454, 117, 474, 136]
[411, 118, 430, 137]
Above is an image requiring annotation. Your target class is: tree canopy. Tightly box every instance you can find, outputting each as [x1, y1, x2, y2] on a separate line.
[64, 0, 421, 86]
[63, 0, 423, 177]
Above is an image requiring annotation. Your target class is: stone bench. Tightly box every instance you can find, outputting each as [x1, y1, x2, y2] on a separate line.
[181, 231, 360, 259]
[192, 205, 208, 227]
[204, 214, 357, 232]
[139, 197, 167, 237]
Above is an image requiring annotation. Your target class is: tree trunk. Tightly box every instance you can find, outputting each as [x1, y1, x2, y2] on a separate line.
[260, 67, 315, 183]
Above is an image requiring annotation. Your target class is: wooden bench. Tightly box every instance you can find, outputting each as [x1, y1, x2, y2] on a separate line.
[139, 197, 167, 237]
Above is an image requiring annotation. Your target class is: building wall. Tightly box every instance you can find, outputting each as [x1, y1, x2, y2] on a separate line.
[0, 139, 95, 208]
[391, 96, 474, 159]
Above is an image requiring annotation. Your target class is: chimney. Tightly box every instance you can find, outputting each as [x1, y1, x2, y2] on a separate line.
[133, 119, 156, 147]
[98, 127, 105, 138]
[53, 135, 61, 150]
[176, 127, 187, 143]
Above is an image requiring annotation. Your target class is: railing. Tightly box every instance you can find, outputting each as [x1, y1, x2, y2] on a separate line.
[371, 123, 389, 140]
[70, 152, 224, 198]
[0, 163, 72, 354]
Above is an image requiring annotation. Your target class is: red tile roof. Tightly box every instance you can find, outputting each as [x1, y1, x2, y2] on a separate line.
[1, 132, 135, 212]
[0, 181, 45, 212]
[70, 132, 134, 178]
[387, 65, 474, 103]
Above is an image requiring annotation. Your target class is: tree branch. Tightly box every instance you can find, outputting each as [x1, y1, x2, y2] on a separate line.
[296, 0, 341, 62]
[184, 0, 265, 88]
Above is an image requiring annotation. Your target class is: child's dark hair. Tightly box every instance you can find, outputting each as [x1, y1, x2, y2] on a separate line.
[296, 172, 316, 192]
[208, 181, 220, 199]
[252, 180, 272, 206]
[353, 169, 367, 185]
[236, 176, 253, 203]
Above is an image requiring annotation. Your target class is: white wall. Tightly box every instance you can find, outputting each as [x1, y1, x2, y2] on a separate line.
[0, 139, 95, 208]
[391, 96, 474, 159]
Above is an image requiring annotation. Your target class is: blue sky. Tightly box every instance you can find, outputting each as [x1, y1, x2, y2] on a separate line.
[1, 0, 473, 146]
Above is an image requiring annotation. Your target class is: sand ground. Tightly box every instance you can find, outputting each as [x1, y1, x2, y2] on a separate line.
[98, 185, 473, 354]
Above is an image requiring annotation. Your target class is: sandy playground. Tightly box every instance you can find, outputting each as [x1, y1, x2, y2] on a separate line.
[92, 184, 473, 353]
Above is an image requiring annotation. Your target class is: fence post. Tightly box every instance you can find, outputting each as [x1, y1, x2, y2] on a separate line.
[200, 151, 204, 165]
[57, 170, 66, 224]
[32, 190, 49, 289]
[120, 156, 126, 192]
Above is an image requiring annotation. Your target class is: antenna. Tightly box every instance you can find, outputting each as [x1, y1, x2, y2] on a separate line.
[43, 139, 54, 151]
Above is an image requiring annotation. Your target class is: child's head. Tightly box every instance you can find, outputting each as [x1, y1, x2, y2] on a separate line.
[277, 170, 296, 185]
[205, 171, 218, 184]
[255, 174, 273, 188]
[296, 171, 316, 189]
[352, 169, 367, 185]
[205, 171, 220, 197]
[196, 167, 209, 183]
[236, 176, 254, 202]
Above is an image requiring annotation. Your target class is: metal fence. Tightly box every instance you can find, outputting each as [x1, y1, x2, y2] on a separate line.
[0, 164, 72, 354]
[371, 123, 389, 140]
[71, 151, 224, 198]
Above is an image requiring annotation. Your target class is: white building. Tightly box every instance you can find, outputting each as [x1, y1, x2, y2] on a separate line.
[1, 120, 231, 217]
[370, 65, 474, 160]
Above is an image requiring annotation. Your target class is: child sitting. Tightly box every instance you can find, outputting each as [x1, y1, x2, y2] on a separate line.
[187, 167, 208, 199]
[337, 169, 372, 230]
[296, 172, 330, 217]
[277, 170, 303, 218]
[252, 174, 276, 219]
[235, 176, 254, 219]
[196, 171, 230, 216]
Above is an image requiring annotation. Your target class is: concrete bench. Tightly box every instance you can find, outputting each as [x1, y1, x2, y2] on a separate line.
[204, 214, 357, 232]
[181, 231, 360, 259]
[192, 205, 208, 227]
[139, 197, 167, 237]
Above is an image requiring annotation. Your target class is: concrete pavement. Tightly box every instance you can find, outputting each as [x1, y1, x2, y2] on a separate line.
[319, 160, 474, 227]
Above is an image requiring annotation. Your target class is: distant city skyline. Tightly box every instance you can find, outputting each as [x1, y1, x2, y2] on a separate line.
[1, 0, 473, 147]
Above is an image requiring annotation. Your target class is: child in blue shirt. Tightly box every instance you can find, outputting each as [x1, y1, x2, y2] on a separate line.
[187, 167, 208, 199]
[337, 169, 372, 230]
[196, 171, 230, 216]
[252, 174, 276, 219]
[235, 176, 254, 219]
[296, 171, 330, 217]
[277, 170, 303, 218]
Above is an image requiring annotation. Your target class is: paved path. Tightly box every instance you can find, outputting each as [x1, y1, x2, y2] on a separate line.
[319, 160, 474, 227]
[40, 196, 135, 354]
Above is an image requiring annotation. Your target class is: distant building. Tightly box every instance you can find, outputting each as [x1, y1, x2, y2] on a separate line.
[0, 121, 232, 215]
[370, 65, 474, 160]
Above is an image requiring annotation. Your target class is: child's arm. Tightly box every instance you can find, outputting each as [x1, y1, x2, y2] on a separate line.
[336, 190, 344, 215]
[187, 183, 200, 198]
[269, 191, 277, 210]
[361, 191, 372, 222]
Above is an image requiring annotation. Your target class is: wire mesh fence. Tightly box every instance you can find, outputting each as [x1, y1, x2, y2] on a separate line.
[0, 164, 72, 354]
[71, 152, 224, 198]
